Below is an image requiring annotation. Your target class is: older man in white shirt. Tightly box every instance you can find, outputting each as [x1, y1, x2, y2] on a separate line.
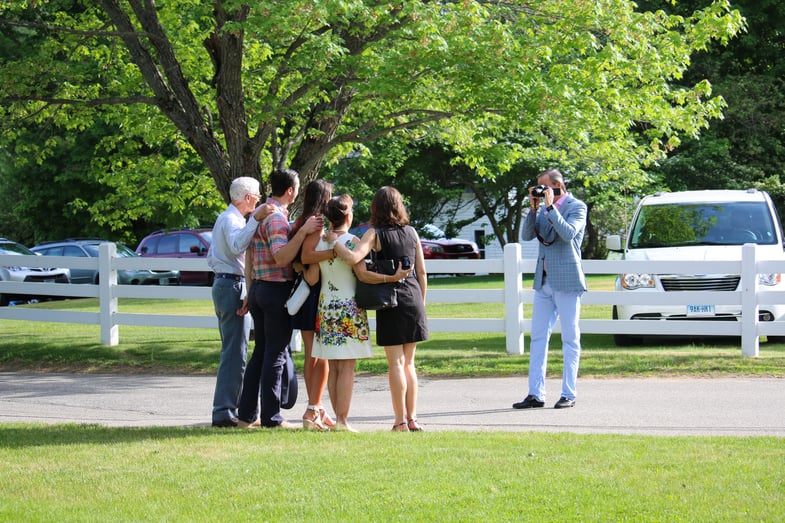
[207, 177, 273, 427]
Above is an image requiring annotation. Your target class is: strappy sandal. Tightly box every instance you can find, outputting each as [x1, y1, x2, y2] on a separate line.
[407, 418, 424, 432]
[392, 422, 409, 432]
[319, 406, 336, 429]
[302, 405, 328, 431]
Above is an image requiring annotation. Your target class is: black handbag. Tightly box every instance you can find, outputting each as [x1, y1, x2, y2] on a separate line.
[355, 250, 399, 310]
[281, 346, 298, 410]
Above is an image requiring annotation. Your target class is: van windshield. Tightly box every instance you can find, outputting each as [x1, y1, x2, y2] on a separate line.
[629, 201, 777, 248]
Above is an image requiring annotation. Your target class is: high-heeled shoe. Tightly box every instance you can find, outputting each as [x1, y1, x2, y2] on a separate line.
[302, 405, 328, 431]
[392, 422, 409, 432]
[407, 418, 424, 432]
[319, 406, 336, 429]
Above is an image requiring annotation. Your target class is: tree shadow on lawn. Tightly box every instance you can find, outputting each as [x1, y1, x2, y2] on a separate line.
[0, 336, 219, 373]
[0, 423, 252, 449]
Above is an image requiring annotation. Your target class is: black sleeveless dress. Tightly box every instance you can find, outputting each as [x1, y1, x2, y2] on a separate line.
[374, 226, 429, 346]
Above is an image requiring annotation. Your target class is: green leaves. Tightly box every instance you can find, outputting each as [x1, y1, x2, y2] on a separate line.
[0, 0, 745, 242]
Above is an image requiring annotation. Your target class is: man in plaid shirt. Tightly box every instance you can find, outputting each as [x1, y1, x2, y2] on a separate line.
[237, 168, 324, 429]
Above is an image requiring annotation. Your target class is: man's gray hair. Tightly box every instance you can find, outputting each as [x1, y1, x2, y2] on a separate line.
[229, 177, 260, 202]
[539, 168, 565, 186]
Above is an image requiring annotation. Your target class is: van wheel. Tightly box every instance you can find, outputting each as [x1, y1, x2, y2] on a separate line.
[612, 306, 642, 346]
[613, 333, 642, 346]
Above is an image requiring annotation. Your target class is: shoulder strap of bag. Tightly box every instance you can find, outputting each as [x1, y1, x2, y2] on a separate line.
[375, 227, 393, 259]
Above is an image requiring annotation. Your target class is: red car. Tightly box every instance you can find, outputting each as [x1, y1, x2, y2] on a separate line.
[136, 228, 214, 286]
[419, 224, 480, 260]
[349, 222, 480, 260]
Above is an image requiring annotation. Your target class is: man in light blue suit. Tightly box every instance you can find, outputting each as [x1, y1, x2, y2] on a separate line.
[514, 168, 587, 410]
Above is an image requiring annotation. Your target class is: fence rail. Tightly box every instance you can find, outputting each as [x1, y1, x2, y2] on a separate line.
[2, 243, 784, 357]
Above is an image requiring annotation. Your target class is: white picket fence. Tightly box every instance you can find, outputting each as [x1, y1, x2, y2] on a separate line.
[2, 242, 784, 357]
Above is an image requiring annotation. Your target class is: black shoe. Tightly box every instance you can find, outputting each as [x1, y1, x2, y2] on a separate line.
[554, 397, 575, 409]
[512, 395, 545, 409]
[211, 417, 239, 428]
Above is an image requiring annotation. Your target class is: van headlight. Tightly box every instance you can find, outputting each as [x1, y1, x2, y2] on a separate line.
[758, 273, 781, 286]
[621, 273, 655, 290]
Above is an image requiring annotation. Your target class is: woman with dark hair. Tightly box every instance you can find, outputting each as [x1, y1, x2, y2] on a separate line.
[290, 179, 335, 430]
[309, 194, 380, 432]
[334, 186, 428, 432]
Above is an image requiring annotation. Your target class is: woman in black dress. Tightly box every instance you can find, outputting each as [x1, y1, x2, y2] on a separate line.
[334, 186, 428, 431]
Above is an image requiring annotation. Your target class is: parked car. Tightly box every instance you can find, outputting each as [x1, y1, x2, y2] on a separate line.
[349, 221, 372, 238]
[348, 222, 479, 275]
[31, 239, 179, 286]
[606, 189, 785, 345]
[0, 238, 71, 306]
[418, 224, 481, 261]
[136, 228, 213, 286]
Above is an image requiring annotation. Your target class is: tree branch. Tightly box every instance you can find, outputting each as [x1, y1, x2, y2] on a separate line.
[2, 95, 156, 106]
[332, 109, 455, 144]
[0, 17, 163, 42]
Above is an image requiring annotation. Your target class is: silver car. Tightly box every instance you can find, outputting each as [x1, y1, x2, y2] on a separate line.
[0, 238, 71, 306]
[32, 239, 179, 286]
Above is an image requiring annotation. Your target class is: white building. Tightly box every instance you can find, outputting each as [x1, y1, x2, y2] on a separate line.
[431, 191, 539, 260]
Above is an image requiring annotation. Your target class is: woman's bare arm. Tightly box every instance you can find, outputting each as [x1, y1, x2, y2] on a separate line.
[300, 229, 334, 265]
[334, 228, 376, 265]
[303, 262, 320, 286]
[413, 233, 427, 302]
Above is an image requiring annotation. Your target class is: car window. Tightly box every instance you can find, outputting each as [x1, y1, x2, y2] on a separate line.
[1, 243, 30, 255]
[422, 224, 446, 239]
[37, 246, 61, 256]
[138, 237, 157, 255]
[156, 235, 178, 255]
[630, 201, 776, 248]
[115, 244, 137, 257]
[64, 245, 88, 257]
[179, 234, 203, 254]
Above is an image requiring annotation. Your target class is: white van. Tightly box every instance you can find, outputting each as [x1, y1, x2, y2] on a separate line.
[606, 189, 785, 345]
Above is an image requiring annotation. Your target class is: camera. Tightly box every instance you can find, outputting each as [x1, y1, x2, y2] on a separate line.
[531, 184, 561, 197]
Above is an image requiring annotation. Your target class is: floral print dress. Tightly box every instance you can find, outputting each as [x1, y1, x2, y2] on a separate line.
[312, 233, 373, 360]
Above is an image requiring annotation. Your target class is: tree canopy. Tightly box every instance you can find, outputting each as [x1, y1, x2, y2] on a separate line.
[0, 0, 744, 243]
[640, 0, 785, 210]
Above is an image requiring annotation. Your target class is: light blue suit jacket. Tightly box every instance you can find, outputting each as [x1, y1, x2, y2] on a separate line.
[522, 194, 587, 293]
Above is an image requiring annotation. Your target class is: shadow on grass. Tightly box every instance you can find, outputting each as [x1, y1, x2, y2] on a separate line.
[0, 337, 219, 373]
[0, 424, 243, 449]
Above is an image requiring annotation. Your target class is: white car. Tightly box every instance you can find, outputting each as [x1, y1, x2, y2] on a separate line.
[0, 238, 71, 306]
[606, 189, 785, 345]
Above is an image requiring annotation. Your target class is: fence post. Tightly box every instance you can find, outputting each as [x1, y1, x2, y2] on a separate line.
[741, 243, 760, 357]
[99, 243, 119, 346]
[504, 242, 524, 355]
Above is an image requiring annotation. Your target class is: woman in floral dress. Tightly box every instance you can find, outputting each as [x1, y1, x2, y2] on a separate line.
[311, 194, 374, 432]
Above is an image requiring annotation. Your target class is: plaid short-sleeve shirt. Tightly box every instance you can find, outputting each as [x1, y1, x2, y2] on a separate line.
[251, 198, 294, 282]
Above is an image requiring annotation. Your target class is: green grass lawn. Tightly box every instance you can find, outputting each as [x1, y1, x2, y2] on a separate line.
[2, 274, 784, 376]
[2, 274, 784, 521]
[1, 425, 782, 521]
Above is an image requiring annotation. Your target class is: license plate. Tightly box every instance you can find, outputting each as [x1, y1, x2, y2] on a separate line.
[159, 278, 169, 286]
[687, 304, 715, 316]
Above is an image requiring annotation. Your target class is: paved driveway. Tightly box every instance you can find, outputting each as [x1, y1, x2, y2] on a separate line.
[1, 373, 783, 436]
